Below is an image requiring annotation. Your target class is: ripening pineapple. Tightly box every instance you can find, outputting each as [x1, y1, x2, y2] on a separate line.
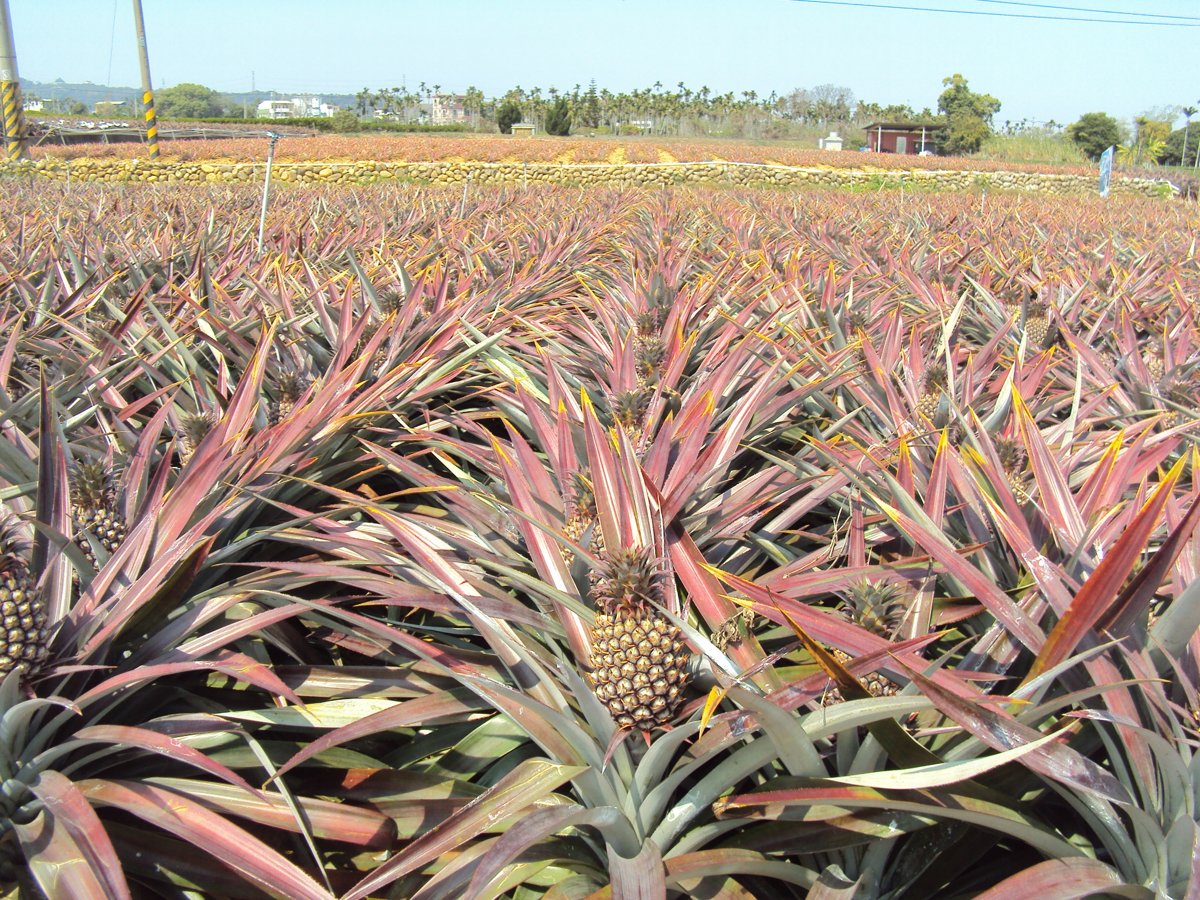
[587, 547, 690, 731]
[378, 289, 406, 317]
[178, 411, 216, 465]
[5, 352, 40, 400]
[634, 310, 661, 336]
[562, 471, 603, 563]
[1160, 376, 1194, 429]
[0, 517, 49, 678]
[916, 363, 948, 422]
[612, 388, 651, 442]
[71, 461, 125, 568]
[634, 336, 666, 387]
[844, 310, 870, 335]
[1023, 300, 1052, 350]
[1143, 349, 1164, 384]
[823, 580, 908, 705]
[267, 369, 309, 427]
[994, 436, 1030, 498]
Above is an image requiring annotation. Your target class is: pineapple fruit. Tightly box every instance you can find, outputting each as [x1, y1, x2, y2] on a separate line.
[1160, 376, 1194, 429]
[587, 547, 690, 731]
[267, 369, 310, 427]
[994, 437, 1030, 499]
[71, 462, 125, 567]
[1023, 299, 1053, 350]
[562, 471, 603, 563]
[612, 388, 651, 443]
[916, 363, 948, 422]
[823, 580, 908, 705]
[634, 335, 665, 387]
[0, 517, 49, 678]
[178, 411, 216, 465]
[378, 289, 406, 317]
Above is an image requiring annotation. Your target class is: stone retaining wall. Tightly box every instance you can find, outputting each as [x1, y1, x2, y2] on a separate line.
[5, 157, 1176, 198]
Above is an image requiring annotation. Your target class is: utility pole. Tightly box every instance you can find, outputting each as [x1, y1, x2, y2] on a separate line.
[0, 0, 27, 161]
[131, 0, 159, 159]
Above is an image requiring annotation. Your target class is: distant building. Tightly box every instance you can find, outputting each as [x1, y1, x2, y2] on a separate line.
[257, 100, 294, 119]
[94, 100, 130, 117]
[862, 121, 944, 154]
[22, 97, 44, 112]
[864, 121, 945, 154]
[431, 93, 467, 126]
[818, 131, 844, 151]
[257, 97, 339, 119]
[292, 96, 339, 118]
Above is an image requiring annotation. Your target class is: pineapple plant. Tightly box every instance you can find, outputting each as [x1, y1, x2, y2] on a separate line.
[71, 461, 125, 568]
[586, 546, 690, 730]
[994, 436, 1030, 499]
[634, 334, 665, 387]
[1142, 346, 1164, 383]
[634, 309, 661, 336]
[562, 470, 602, 563]
[916, 363, 948, 422]
[612, 388, 651, 442]
[1159, 374, 1194, 429]
[823, 579, 909, 705]
[0, 516, 48, 678]
[378, 288, 406, 317]
[4, 353, 41, 400]
[1022, 297, 1053, 350]
[267, 368, 310, 427]
[178, 410, 216, 464]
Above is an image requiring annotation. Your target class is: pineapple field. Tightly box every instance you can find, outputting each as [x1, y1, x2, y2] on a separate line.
[0, 175, 1198, 898]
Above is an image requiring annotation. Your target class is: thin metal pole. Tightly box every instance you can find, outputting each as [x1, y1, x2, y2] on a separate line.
[459, 170, 471, 217]
[257, 132, 280, 254]
[131, 0, 159, 159]
[0, 0, 27, 161]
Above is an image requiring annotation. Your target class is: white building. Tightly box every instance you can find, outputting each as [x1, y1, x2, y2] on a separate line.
[22, 97, 44, 112]
[256, 97, 339, 119]
[257, 100, 294, 119]
[431, 94, 467, 126]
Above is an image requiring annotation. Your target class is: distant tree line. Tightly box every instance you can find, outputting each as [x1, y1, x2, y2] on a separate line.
[27, 74, 1199, 167]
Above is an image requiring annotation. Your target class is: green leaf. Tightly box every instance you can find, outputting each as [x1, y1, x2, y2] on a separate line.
[342, 759, 587, 900]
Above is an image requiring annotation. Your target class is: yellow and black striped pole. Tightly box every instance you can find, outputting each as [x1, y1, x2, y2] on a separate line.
[142, 89, 159, 159]
[132, 0, 159, 159]
[2, 80, 23, 161]
[0, 0, 26, 161]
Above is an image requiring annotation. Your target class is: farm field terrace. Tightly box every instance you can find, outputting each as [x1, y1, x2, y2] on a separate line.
[0, 179, 1199, 897]
[30, 131, 1099, 176]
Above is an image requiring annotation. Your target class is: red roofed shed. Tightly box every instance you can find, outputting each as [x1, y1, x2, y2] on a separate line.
[863, 122, 945, 155]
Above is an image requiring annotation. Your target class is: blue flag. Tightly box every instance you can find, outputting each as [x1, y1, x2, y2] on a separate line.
[1099, 146, 1114, 198]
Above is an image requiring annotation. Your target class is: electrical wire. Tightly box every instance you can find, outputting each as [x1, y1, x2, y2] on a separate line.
[785, 0, 1200, 25]
[964, 0, 1200, 20]
[963, 0, 1200, 21]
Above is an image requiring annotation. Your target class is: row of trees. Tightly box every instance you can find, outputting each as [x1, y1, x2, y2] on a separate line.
[1067, 108, 1200, 166]
[353, 79, 942, 140]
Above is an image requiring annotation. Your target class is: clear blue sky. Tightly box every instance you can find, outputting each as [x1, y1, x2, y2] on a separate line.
[9, 0, 1198, 127]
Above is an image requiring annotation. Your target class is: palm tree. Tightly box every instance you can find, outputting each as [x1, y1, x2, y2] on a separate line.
[1184, 105, 1199, 168]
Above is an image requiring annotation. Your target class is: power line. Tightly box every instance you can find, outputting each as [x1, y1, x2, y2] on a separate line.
[964, 0, 1200, 21]
[785, 0, 1200, 25]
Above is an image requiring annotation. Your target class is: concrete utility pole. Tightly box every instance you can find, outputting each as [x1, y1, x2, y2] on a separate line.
[0, 0, 27, 161]
[131, 0, 159, 158]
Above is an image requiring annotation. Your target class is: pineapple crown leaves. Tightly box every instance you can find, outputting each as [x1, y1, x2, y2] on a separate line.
[0, 513, 31, 576]
[566, 470, 597, 520]
[70, 460, 119, 508]
[837, 579, 911, 638]
[589, 546, 664, 612]
[271, 368, 312, 411]
[180, 410, 217, 445]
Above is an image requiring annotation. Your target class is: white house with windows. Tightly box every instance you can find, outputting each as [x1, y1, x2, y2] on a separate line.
[257, 97, 339, 119]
